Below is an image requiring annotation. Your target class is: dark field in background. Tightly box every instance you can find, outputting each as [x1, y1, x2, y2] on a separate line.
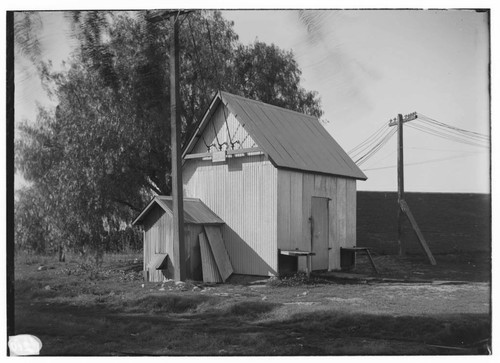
[357, 192, 491, 255]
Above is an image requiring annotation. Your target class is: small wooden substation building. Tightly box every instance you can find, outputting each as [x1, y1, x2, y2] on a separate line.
[133, 91, 367, 282]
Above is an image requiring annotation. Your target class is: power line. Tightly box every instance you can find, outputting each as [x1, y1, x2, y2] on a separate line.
[407, 122, 489, 148]
[348, 121, 387, 156]
[359, 149, 396, 169]
[349, 125, 394, 162]
[411, 121, 487, 146]
[355, 127, 397, 165]
[356, 128, 397, 165]
[362, 153, 478, 172]
[352, 112, 489, 171]
[406, 146, 488, 154]
[417, 118, 489, 144]
[418, 113, 489, 140]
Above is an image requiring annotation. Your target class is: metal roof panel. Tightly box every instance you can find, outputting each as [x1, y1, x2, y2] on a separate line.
[220, 92, 367, 180]
[133, 196, 225, 225]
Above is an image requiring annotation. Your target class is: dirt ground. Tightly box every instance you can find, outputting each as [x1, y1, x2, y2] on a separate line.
[13, 252, 491, 356]
[345, 252, 491, 282]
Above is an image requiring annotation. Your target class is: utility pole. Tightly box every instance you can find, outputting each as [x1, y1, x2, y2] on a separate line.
[397, 114, 405, 255]
[389, 112, 436, 265]
[148, 10, 192, 281]
[170, 12, 186, 281]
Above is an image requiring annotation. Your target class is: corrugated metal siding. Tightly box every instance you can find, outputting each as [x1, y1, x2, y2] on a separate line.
[191, 103, 256, 153]
[220, 91, 367, 180]
[183, 154, 278, 276]
[277, 169, 357, 271]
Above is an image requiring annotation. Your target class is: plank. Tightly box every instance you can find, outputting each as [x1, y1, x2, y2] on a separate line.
[400, 199, 437, 265]
[290, 171, 303, 250]
[314, 174, 327, 196]
[327, 176, 338, 270]
[276, 170, 291, 250]
[301, 173, 314, 248]
[346, 179, 356, 247]
[204, 225, 233, 281]
[199, 232, 222, 283]
[336, 178, 347, 248]
[311, 197, 329, 270]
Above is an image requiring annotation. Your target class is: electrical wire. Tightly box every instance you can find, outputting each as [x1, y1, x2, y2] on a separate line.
[418, 113, 489, 140]
[350, 127, 394, 161]
[355, 127, 397, 165]
[417, 118, 489, 144]
[357, 113, 489, 171]
[348, 121, 388, 156]
[406, 146, 488, 154]
[362, 153, 479, 172]
[407, 123, 489, 148]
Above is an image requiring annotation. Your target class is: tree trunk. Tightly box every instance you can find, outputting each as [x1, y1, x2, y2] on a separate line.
[58, 243, 65, 262]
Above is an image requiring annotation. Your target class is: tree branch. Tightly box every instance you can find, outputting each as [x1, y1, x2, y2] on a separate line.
[111, 197, 141, 212]
[144, 178, 163, 195]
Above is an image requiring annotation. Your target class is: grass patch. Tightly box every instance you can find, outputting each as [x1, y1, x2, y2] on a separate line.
[127, 294, 213, 314]
[270, 310, 490, 348]
[226, 300, 279, 318]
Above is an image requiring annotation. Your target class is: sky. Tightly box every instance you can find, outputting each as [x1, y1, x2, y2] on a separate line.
[222, 9, 490, 193]
[11, 5, 491, 193]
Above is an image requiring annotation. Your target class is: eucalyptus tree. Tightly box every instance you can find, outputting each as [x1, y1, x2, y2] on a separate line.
[15, 10, 323, 255]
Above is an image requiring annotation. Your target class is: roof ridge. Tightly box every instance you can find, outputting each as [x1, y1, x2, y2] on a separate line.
[220, 91, 318, 121]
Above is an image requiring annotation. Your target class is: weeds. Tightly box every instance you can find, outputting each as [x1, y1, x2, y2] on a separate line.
[56, 262, 142, 282]
[226, 300, 279, 318]
[267, 272, 330, 287]
[128, 294, 212, 313]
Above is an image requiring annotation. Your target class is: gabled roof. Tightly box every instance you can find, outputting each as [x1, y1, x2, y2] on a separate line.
[183, 91, 367, 180]
[132, 196, 225, 226]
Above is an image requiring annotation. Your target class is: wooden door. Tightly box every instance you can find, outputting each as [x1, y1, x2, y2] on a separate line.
[311, 197, 329, 270]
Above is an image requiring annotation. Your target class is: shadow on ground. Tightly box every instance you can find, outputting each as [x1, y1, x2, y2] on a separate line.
[15, 292, 491, 356]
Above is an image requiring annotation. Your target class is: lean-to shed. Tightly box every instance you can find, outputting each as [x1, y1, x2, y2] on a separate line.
[132, 196, 225, 282]
[182, 91, 367, 276]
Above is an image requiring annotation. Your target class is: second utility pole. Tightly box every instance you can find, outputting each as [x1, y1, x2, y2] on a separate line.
[389, 112, 436, 265]
[397, 114, 404, 255]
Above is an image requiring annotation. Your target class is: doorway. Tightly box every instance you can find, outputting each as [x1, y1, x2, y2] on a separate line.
[311, 197, 329, 270]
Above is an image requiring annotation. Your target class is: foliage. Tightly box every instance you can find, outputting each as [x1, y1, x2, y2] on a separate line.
[15, 10, 323, 255]
[232, 41, 323, 118]
[14, 187, 50, 254]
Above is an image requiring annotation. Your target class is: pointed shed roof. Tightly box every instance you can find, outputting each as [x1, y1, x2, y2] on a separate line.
[183, 91, 367, 180]
[132, 196, 225, 226]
